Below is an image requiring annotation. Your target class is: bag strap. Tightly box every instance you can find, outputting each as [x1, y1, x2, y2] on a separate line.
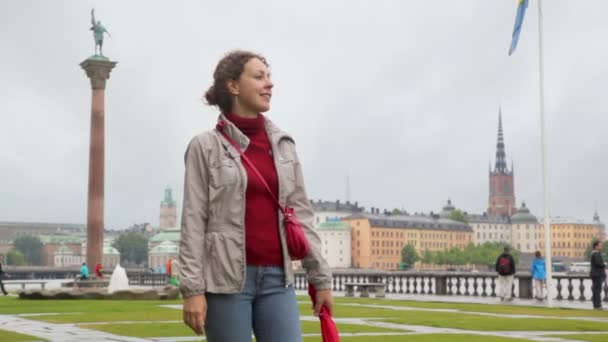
[216, 121, 286, 215]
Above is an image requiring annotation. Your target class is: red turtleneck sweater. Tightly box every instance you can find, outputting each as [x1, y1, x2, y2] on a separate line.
[225, 113, 283, 266]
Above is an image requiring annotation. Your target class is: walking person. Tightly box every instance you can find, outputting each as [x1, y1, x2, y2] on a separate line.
[179, 50, 333, 342]
[590, 241, 606, 310]
[0, 259, 8, 296]
[495, 246, 516, 301]
[530, 251, 546, 301]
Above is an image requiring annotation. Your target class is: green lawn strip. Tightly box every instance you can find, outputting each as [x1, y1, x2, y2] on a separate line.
[373, 310, 608, 331]
[302, 334, 536, 342]
[78, 321, 406, 337]
[0, 296, 182, 315]
[545, 334, 608, 342]
[0, 328, 47, 341]
[302, 321, 408, 334]
[297, 295, 608, 318]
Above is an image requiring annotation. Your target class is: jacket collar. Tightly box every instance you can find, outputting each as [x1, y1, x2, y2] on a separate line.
[216, 114, 294, 153]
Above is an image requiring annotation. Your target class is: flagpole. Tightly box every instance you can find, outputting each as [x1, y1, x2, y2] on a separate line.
[537, 0, 553, 308]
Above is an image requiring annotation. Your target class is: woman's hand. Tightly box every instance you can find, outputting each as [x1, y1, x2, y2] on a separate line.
[183, 294, 207, 335]
[314, 289, 334, 316]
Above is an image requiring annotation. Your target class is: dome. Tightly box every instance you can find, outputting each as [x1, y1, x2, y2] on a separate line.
[510, 202, 538, 224]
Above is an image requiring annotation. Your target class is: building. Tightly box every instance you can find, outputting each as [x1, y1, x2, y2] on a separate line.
[311, 199, 364, 225]
[509, 202, 539, 253]
[344, 213, 473, 270]
[439, 199, 511, 246]
[317, 220, 351, 268]
[487, 110, 517, 217]
[53, 245, 83, 267]
[0, 221, 84, 244]
[148, 240, 179, 271]
[40, 235, 85, 266]
[159, 187, 177, 230]
[539, 217, 604, 259]
[149, 227, 181, 249]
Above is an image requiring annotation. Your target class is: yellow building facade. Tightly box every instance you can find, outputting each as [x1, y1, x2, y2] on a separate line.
[344, 213, 473, 270]
[538, 217, 605, 259]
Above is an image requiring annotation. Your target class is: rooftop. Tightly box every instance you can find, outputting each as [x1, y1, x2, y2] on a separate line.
[150, 240, 179, 254]
[345, 213, 472, 232]
[311, 199, 364, 213]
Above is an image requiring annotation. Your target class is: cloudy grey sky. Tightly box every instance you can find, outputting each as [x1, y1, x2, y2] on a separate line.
[0, 0, 606, 229]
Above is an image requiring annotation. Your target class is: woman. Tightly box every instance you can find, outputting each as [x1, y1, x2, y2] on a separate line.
[179, 50, 333, 342]
[530, 251, 546, 301]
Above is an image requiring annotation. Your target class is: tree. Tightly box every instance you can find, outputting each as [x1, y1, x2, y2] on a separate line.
[13, 236, 43, 265]
[112, 232, 149, 266]
[421, 249, 433, 264]
[448, 209, 468, 223]
[584, 239, 598, 260]
[400, 243, 419, 270]
[584, 239, 608, 261]
[6, 249, 25, 266]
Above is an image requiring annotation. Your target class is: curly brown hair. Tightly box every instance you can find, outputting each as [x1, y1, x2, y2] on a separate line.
[204, 50, 269, 114]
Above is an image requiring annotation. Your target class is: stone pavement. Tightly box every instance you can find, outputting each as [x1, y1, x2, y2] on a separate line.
[0, 314, 150, 342]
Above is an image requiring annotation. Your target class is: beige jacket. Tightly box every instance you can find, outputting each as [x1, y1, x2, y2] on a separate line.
[178, 115, 332, 298]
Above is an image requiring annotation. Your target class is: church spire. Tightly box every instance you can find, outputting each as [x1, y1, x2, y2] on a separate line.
[494, 107, 509, 173]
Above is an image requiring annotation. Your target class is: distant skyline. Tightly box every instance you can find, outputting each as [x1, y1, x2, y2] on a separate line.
[1, 1, 606, 228]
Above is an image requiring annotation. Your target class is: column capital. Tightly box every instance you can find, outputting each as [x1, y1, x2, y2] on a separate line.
[80, 57, 117, 90]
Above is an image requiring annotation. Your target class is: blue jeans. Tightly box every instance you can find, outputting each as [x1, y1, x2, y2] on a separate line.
[205, 266, 302, 342]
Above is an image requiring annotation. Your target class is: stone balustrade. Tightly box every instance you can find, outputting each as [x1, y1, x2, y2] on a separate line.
[294, 270, 608, 302]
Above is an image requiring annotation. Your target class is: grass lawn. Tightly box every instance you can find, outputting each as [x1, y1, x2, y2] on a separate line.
[0, 295, 604, 342]
[303, 334, 536, 342]
[0, 328, 47, 341]
[546, 334, 608, 342]
[307, 296, 608, 318]
[375, 310, 608, 332]
[78, 321, 408, 338]
[0, 296, 182, 323]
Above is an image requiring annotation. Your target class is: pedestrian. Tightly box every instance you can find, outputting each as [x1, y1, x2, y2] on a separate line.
[495, 246, 516, 301]
[80, 262, 89, 280]
[590, 240, 606, 310]
[0, 259, 8, 296]
[179, 50, 333, 342]
[95, 263, 103, 279]
[530, 251, 546, 301]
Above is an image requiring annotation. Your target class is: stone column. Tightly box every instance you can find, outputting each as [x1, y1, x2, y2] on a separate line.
[80, 57, 117, 270]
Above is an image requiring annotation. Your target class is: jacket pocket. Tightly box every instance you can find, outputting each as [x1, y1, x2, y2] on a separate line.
[209, 155, 238, 188]
[204, 231, 242, 289]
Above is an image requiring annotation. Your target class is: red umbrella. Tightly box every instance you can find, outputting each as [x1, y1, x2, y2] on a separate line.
[308, 283, 340, 342]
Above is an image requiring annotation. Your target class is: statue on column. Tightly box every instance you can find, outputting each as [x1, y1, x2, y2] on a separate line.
[90, 9, 111, 56]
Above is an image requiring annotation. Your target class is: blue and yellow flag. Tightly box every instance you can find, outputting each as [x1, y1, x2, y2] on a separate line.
[508, 0, 529, 55]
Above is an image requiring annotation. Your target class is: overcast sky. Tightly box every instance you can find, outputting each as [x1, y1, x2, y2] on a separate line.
[0, 0, 606, 229]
